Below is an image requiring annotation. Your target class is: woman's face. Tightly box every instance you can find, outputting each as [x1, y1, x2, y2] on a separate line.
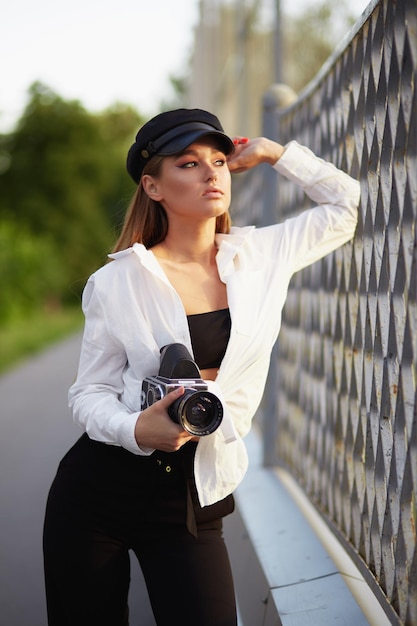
[142, 137, 232, 224]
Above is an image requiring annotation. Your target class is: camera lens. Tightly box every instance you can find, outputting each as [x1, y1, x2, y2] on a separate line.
[169, 389, 223, 436]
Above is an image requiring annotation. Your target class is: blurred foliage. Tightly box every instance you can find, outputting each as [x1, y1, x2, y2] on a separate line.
[0, 219, 64, 321]
[0, 306, 84, 374]
[282, 1, 357, 92]
[0, 82, 143, 323]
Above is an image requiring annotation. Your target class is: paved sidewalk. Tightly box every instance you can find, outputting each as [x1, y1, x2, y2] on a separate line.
[0, 333, 156, 625]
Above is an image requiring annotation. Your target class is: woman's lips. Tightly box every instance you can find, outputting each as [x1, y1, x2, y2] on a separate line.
[203, 187, 223, 197]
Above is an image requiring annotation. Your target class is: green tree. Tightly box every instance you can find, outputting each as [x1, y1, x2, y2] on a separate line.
[0, 219, 64, 321]
[0, 82, 143, 320]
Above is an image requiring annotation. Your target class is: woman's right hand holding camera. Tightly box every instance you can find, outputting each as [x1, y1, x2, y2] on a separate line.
[134, 387, 194, 452]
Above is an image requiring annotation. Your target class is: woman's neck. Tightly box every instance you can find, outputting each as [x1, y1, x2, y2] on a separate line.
[150, 221, 227, 317]
[153, 223, 218, 265]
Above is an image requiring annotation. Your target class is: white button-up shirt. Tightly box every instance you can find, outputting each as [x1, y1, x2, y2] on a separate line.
[69, 141, 360, 506]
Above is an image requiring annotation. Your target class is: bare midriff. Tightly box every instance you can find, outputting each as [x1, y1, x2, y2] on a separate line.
[200, 367, 219, 381]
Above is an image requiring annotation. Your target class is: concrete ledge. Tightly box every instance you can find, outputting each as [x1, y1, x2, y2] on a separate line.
[223, 427, 390, 626]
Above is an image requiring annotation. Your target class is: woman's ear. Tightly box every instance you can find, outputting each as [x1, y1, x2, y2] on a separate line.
[142, 175, 163, 201]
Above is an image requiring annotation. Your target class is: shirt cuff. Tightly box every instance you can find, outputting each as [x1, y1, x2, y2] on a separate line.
[273, 140, 325, 185]
[118, 412, 155, 456]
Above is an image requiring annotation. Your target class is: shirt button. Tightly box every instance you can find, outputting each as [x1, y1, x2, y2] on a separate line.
[165, 465, 172, 473]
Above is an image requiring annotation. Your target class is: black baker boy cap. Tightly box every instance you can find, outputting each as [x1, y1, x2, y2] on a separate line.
[126, 108, 235, 183]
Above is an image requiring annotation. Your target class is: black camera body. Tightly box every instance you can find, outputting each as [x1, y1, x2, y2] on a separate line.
[140, 344, 223, 436]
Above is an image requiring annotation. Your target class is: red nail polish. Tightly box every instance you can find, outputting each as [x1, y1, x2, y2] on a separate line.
[241, 137, 249, 143]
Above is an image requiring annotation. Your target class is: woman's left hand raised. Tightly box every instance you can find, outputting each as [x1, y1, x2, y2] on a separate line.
[227, 137, 285, 173]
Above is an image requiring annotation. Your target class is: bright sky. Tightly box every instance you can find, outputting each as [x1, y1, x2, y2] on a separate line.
[0, 0, 371, 133]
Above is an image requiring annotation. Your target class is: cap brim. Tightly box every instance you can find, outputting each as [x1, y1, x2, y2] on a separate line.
[158, 129, 235, 156]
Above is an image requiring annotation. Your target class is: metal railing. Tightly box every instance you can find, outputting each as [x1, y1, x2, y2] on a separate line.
[232, 1, 417, 623]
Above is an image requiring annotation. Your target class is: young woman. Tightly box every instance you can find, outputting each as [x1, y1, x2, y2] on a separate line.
[43, 108, 360, 625]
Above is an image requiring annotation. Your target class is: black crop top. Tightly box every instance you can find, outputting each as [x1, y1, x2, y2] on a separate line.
[187, 308, 231, 370]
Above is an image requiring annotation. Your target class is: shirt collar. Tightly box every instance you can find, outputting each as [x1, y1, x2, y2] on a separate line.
[108, 225, 255, 280]
[215, 226, 255, 278]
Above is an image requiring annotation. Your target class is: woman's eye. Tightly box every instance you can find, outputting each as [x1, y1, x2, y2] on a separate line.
[178, 157, 225, 168]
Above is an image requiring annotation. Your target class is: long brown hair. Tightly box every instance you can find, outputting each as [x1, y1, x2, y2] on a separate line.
[112, 155, 232, 253]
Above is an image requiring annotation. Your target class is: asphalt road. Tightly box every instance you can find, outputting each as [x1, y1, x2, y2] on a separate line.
[0, 333, 156, 626]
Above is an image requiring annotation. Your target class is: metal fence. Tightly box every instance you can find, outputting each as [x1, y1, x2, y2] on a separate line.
[232, 1, 417, 623]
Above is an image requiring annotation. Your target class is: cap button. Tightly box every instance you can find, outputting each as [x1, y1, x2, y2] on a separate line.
[141, 149, 150, 159]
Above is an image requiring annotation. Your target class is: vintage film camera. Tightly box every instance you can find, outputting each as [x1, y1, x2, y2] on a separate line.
[140, 343, 223, 436]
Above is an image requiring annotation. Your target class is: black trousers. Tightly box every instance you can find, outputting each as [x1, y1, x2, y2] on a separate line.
[43, 434, 236, 626]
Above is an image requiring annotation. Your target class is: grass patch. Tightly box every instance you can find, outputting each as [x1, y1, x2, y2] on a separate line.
[0, 307, 84, 375]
